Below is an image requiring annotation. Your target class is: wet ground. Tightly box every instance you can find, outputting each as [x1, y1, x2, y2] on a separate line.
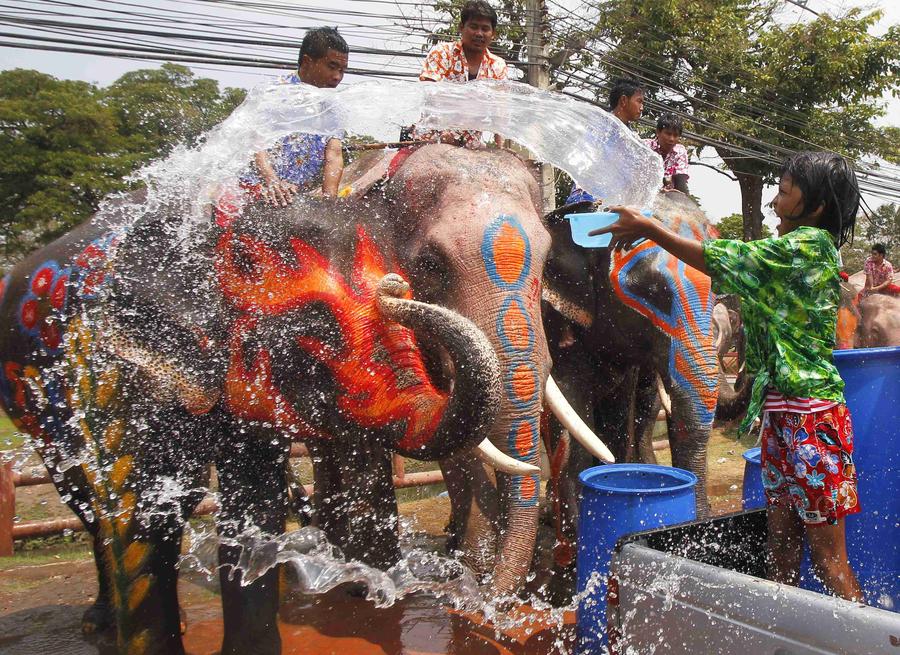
[0, 427, 752, 654]
[0, 558, 574, 654]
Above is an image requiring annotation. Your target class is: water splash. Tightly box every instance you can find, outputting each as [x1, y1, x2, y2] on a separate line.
[93, 79, 662, 238]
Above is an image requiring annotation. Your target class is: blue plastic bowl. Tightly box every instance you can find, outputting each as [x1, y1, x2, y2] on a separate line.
[566, 209, 652, 248]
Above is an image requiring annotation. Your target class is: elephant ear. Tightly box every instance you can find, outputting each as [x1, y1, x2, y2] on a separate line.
[97, 208, 229, 413]
[608, 199, 719, 428]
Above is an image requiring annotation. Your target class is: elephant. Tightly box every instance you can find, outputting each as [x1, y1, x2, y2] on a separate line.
[856, 293, 900, 347]
[0, 143, 610, 654]
[532, 191, 721, 597]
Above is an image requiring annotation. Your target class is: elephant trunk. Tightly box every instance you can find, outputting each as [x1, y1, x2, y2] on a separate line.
[376, 274, 503, 460]
[715, 368, 753, 421]
[461, 215, 550, 596]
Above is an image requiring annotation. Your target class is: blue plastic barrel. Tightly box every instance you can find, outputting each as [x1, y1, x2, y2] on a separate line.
[575, 464, 697, 654]
[798, 346, 900, 610]
[741, 447, 765, 510]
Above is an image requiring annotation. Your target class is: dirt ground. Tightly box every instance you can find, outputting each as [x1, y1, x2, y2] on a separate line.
[0, 425, 755, 654]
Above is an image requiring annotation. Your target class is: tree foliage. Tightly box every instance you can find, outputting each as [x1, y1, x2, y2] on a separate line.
[0, 65, 245, 261]
[715, 213, 772, 241]
[590, 1, 900, 239]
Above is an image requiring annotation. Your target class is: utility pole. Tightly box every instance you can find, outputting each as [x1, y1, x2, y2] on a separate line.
[525, 0, 556, 213]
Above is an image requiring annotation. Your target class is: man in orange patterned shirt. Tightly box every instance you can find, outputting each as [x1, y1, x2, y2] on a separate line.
[416, 1, 508, 148]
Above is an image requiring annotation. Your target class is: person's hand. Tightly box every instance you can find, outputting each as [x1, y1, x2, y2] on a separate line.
[588, 205, 654, 251]
[261, 177, 297, 207]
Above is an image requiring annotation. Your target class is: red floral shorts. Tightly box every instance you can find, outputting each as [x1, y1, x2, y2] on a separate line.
[761, 404, 861, 526]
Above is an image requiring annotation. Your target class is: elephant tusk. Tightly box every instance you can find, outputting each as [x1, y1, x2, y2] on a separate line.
[545, 375, 616, 463]
[475, 439, 540, 475]
[655, 373, 672, 417]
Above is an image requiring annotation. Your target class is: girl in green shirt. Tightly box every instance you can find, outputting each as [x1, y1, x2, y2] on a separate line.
[592, 151, 864, 602]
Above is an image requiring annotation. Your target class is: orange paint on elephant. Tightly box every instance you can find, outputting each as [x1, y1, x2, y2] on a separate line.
[514, 420, 536, 458]
[502, 302, 532, 351]
[519, 475, 537, 502]
[492, 222, 527, 285]
[510, 364, 538, 406]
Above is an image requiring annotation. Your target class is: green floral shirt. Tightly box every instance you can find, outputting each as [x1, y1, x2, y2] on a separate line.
[702, 227, 845, 432]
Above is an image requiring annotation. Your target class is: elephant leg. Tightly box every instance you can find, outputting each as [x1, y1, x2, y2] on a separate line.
[666, 389, 712, 517]
[439, 452, 499, 579]
[632, 365, 661, 465]
[216, 435, 289, 655]
[81, 530, 115, 635]
[544, 379, 594, 605]
[309, 437, 401, 570]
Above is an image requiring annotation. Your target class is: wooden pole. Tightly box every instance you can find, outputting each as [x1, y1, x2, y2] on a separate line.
[525, 0, 556, 214]
[0, 460, 15, 556]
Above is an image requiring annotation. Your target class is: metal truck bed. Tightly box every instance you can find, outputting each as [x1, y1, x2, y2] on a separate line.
[607, 510, 900, 654]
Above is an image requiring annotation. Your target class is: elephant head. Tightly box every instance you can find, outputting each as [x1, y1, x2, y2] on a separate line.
[383, 144, 553, 594]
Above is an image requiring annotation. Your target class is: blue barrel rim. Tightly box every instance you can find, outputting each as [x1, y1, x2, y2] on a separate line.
[578, 463, 698, 495]
[834, 345, 900, 363]
[742, 447, 761, 464]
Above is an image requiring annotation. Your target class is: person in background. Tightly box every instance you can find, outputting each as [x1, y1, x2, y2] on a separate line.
[565, 77, 644, 204]
[415, 0, 508, 148]
[593, 151, 864, 602]
[863, 243, 894, 296]
[647, 112, 690, 194]
[252, 27, 348, 206]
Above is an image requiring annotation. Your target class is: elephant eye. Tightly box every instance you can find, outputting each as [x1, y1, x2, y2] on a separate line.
[410, 249, 451, 304]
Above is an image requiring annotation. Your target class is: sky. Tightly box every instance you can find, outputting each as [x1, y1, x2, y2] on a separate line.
[1, 0, 898, 225]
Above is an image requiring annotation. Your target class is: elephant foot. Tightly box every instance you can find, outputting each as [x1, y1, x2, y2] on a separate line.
[81, 600, 114, 635]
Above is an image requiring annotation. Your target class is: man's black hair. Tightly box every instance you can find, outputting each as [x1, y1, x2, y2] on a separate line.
[872, 243, 887, 255]
[656, 112, 683, 136]
[298, 27, 349, 67]
[460, 1, 498, 29]
[780, 151, 861, 248]
[608, 78, 644, 112]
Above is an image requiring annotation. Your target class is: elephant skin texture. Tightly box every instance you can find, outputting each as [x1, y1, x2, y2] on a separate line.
[0, 144, 551, 655]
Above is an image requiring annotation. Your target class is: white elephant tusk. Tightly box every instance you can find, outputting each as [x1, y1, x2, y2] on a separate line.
[656, 373, 672, 417]
[545, 375, 616, 463]
[475, 439, 540, 475]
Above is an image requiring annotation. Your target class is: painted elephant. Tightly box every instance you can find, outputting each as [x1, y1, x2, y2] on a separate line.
[856, 293, 900, 347]
[535, 191, 720, 596]
[0, 144, 611, 654]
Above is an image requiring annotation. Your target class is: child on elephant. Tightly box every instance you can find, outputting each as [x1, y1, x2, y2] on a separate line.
[591, 151, 864, 603]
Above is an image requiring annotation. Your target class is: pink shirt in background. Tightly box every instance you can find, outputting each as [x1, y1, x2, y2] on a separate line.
[865, 256, 894, 287]
[645, 138, 690, 179]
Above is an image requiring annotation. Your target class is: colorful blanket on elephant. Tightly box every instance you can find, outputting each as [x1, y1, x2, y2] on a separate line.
[610, 214, 719, 429]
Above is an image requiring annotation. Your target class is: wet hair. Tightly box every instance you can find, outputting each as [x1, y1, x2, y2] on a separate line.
[779, 151, 860, 248]
[656, 112, 683, 135]
[460, 1, 498, 29]
[872, 243, 886, 255]
[298, 27, 349, 67]
[608, 78, 644, 112]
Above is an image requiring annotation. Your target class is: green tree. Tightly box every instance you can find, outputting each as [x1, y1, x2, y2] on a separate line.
[714, 213, 771, 241]
[0, 65, 246, 261]
[590, 1, 900, 240]
[0, 69, 138, 258]
[103, 63, 245, 159]
[864, 203, 900, 253]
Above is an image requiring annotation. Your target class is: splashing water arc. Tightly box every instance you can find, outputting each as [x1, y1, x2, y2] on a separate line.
[129, 79, 663, 232]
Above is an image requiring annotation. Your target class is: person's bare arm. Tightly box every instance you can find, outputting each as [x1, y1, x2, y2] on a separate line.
[254, 151, 296, 206]
[864, 272, 873, 293]
[589, 205, 709, 274]
[321, 138, 344, 198]
[872, 278, 892, 292]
